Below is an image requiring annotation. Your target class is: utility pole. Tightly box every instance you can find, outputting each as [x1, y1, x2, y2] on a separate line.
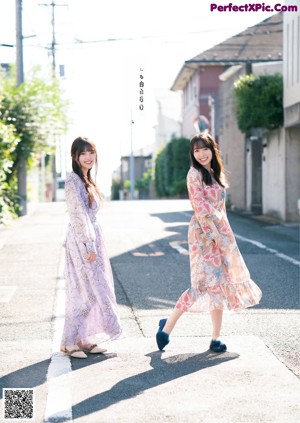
[130, 114, 135, 200]
[50, 0, 57, 201]
[16, 0, 27, 215]
[51, 0, 56, 76]
[39, 1, 66, 201]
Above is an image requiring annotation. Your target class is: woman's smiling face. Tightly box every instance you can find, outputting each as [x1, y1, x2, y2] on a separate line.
[77, 148, 96, 174]
[193, 144, 213, 170]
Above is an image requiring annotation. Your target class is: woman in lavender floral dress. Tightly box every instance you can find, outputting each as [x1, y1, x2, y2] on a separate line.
[61, 136, 123, 358]
[156, 132, 262, 353]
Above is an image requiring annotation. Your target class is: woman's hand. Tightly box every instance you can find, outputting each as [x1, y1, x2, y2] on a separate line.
[86, 252, 97, 263]
[212, 237, 221, 248]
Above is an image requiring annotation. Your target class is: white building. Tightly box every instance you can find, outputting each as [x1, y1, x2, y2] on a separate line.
[153, 100, 181, 151]
[282, 2, 300, 221]
[261, 6, 300, 221]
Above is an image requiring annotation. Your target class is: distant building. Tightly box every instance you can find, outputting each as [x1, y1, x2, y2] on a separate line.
[172, 13, 283, 140]
[120, 153, 152, 182]
[281, 3, 300, 221]
[219, 60, 283, 212]
[247, 7, 300, 222]
[119, 149, 153, 200]
[171, 13, 297, 219]
[112, 100, 181, 200]
[154, 100, 181, 151]
[171, 61, 223, 140]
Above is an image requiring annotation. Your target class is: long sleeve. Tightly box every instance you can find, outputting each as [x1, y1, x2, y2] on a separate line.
[65, 173, 96, 253]
[187, 167, 223, 239]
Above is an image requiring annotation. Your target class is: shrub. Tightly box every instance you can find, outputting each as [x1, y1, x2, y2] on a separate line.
[234, 73, 283, 133]
[154, 137, 190, 197]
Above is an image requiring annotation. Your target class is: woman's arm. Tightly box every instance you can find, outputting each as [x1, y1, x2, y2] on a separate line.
[65, 173, 96, 254]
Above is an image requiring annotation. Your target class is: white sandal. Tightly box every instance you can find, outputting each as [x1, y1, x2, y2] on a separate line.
[80, 343, 107, 354]
[60, 346, 87, 359]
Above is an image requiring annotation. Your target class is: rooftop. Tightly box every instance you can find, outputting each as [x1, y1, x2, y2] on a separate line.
[171, 12, 283, 91]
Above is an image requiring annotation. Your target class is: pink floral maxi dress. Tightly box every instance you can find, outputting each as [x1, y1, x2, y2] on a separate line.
[176, 167, 262, 312]
[61, 172, 123, 347]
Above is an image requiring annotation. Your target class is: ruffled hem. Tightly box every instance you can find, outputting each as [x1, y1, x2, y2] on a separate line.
[176, 279, 262, 313]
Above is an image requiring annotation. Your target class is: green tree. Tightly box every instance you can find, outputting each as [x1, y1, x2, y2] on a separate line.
[0, 121, 20, 223]
[0, 66, 68, 222]
[234, 73, 283, 133]
[155, 147, 168, 197]
[111, 178, 121, 200]
[1, 67, 68, 177]
[154, 137, 190, 198]
[170, 137, 190, 196]
[135, 168, 152, 198]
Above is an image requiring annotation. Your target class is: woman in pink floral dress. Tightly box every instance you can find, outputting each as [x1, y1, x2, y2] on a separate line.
[156, 132, 262, 352]
[61, 136, 123, 358]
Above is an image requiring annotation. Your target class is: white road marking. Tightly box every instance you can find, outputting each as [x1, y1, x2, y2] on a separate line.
[132, 243, 165, 257]
[234, 234, 300, 268]
[0, 286, 17, 303]
[44, 248, 73, 423]
[169, 241, 189, 255]
[176, 211, 300, 267]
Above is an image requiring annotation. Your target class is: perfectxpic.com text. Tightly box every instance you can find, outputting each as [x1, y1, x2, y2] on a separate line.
[210, 2, 298, 12]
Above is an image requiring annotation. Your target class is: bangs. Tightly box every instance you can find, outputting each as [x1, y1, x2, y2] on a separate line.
[192, 138, 211, 150]
[77, 139, 96, 156]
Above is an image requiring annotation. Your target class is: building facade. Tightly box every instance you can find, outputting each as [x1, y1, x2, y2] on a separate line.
[171, 13, 300, 221]
[218, 65, 246, 209]
[282, 3, 300, 221]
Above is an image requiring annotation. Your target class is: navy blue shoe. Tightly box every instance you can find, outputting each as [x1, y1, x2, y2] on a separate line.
[156, 318, 169, 351]
[209, 339, 227, 353]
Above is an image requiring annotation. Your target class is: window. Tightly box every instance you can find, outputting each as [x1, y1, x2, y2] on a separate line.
[122, 159, 128, 172]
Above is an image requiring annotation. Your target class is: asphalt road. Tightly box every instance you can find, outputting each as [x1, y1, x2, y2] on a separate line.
[101, 200, 300, 376]
[0, 200, 299, 423]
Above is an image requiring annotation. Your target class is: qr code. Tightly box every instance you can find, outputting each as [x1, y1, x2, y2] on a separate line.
[3, 389, 35, 420]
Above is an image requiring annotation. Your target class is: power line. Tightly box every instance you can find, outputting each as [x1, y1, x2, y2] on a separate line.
[28, 22, 283, 49]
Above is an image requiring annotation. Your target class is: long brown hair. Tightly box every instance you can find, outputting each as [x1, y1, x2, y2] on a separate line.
[71, 136, 102, 206]
[190, 132, 227, 187]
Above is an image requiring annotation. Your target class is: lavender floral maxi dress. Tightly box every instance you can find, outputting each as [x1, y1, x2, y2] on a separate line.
[176, 167, 262, 312]
[61, 172, 123, 347]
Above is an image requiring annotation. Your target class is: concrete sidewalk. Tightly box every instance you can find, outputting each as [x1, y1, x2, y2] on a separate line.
[0, 202, 67, 423]
[0, 202, 299, 423]
[63, 336, 300, 423]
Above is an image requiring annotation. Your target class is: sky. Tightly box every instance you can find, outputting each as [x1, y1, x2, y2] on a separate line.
[0, 0, 283, 195]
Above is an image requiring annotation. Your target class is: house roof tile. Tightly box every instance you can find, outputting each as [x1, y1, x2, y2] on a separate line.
[171, 12, 283, 91]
